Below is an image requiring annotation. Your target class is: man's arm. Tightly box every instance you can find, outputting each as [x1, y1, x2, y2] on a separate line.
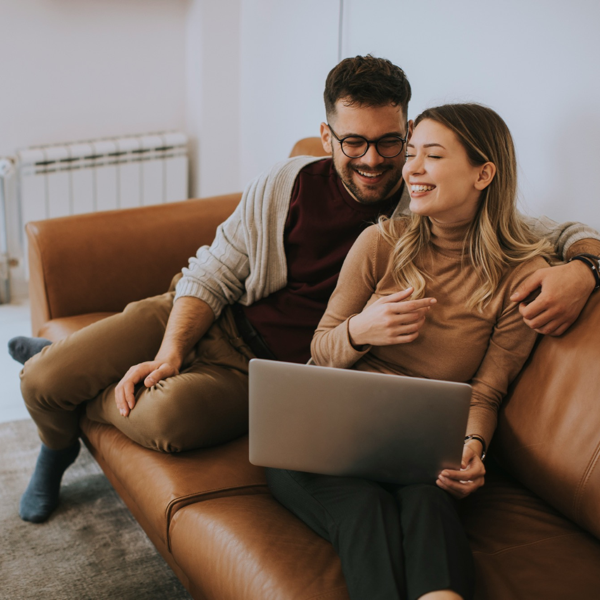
[511, 215, 600, 335]
[114, 297, 215, 417]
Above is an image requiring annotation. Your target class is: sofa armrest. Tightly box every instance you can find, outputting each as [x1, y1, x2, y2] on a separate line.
[27, 194, 241, 336]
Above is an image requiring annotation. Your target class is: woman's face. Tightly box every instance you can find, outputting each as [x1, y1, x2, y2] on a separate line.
[403, 119, 494, 224]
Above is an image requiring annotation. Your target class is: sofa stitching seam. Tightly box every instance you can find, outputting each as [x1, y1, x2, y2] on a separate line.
[165, 484, 269, 550]
[472, 531, 583, 557]
[572, 438, 600, 519]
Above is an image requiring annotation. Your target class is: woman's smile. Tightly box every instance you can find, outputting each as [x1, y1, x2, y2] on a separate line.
[404, 119, 490, 223]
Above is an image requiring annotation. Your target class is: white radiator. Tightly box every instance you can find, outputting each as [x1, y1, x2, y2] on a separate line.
[16, 131, 189, 225]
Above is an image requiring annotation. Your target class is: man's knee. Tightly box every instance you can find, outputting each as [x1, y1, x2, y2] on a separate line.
[123, 402, 186, 453]
[20, 352, 65, 412]
[121, 292, 173, 326]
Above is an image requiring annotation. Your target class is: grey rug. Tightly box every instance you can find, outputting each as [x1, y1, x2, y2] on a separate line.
[0, 419, 192, 600]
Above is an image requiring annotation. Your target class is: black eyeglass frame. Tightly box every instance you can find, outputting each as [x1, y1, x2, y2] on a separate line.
[327, 123, 409, 159]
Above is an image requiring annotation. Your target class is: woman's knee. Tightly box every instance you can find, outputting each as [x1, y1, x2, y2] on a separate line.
[349, 484, 397, 519]
[397, 484, 456, 515]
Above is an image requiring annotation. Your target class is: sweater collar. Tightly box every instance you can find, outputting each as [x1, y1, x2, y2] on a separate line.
[428, 217, 473, 256]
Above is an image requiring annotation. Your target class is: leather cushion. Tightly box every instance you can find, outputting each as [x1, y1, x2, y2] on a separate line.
[461, 462, 600, 599]
[81, 418, 267, 549]
[493, 293, 600, 540]
[39, 313, 117, 341]
[169, 494, 349, 600]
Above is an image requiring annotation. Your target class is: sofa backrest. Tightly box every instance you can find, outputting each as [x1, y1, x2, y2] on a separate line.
[494, 292, 600, 540]
[289, 137, 329, 158]
[27, 194, 241, 335]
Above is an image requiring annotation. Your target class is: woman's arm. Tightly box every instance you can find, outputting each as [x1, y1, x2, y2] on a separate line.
[436, 256, 549, 498]
[311, 225, 434, 368]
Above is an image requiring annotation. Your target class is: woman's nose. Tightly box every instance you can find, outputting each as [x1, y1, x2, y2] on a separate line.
[404, 154, 424, 177]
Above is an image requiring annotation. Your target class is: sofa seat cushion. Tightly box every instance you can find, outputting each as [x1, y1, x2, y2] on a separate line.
[169, 494, 349, 600]
[81, 418, 267, 549]
[39, 313, 118, 341]
[461, 462, 600, 600]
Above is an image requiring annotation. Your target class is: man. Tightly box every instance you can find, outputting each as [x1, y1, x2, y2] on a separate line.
[12, 55, 600, 523]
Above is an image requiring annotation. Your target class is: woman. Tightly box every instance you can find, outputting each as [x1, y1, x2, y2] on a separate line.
[266, 103, 553, 600]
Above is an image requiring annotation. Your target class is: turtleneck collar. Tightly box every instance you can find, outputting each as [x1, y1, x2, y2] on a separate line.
[428, 217, 473, 256]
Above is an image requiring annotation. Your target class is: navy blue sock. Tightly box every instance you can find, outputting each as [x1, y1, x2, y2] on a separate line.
[8, 336, 52, 365]
[19, 441, 80, 523]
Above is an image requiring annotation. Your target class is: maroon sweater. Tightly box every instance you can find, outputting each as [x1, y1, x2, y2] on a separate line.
[241, 158, 402, 363]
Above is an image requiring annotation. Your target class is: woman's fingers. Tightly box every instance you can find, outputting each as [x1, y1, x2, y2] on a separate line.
[436, 447, 486, 498]
[436, 474, 484, 498]
[349, 289, 437, 347]
[389, 297, 437, 313]
[378, 287, 415, 303]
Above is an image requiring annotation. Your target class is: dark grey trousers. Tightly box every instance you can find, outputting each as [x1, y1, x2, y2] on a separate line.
[266, 468, 474, 600]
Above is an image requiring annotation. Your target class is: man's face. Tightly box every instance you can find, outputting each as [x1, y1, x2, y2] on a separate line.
[320, 100, 410, 204]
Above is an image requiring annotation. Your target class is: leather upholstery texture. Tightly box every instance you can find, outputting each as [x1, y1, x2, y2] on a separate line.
[81, 419, 267, 550]
[170, 495, 349, 600]
[494, 292, 600, 539]
[462, 461, 600, 599]
[26, 194, 241, 335]
[288, 136, 329, 158]
[39, 313, 117, 341]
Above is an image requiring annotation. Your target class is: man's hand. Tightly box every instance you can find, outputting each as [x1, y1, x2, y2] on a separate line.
[510, 261, 596, 336]
[436, 442, 485, 499]
[348, 287, 436, 347]
[115, 359, 180, 417]
[113, 296, 215, 417]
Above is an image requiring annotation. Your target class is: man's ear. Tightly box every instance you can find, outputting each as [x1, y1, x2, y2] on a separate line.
[407, 119, 414, 141]
[320, 122, 333, 154]
[474, 162, 496, 191]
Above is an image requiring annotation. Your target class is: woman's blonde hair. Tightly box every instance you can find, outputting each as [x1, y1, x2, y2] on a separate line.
[380, 103, 552, 310]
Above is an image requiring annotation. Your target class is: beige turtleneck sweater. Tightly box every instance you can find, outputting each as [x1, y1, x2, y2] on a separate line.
[311, 218, 549, 448]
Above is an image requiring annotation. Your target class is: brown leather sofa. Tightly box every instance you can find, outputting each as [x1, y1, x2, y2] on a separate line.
[25, 140, 600, 599]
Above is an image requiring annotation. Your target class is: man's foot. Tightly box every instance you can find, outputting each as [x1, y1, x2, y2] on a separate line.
[19, 441, 80, 523]
[8, 336, 52, 365]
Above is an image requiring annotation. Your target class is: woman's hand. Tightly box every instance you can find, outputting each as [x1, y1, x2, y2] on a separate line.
[348, 287, 436, 347]
[436, 441, 486, 499]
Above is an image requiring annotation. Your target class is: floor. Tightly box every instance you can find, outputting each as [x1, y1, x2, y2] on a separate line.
[0, 298, 32, 423]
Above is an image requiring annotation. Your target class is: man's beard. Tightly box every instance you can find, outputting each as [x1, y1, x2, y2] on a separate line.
[332, 148, 403, 205]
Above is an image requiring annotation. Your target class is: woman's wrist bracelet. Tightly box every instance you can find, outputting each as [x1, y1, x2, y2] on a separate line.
[464, 434, 487, 461]
[568, 254, 600, 291]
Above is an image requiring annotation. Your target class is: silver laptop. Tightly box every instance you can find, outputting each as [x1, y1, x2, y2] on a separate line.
[249, 359, 472, 485]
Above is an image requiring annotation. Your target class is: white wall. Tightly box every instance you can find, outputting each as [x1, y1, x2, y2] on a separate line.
[0, 0, 188, 156]
[233, 0, 600, 230]
[186, 0, 241, 198]
[239, 0, 339, 186]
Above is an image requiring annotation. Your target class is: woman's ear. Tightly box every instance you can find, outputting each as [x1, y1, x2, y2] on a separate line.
[474, 162, 496, 191]
[320, 122, 333, 154]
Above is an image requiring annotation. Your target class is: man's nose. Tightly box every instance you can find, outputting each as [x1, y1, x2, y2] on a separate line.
[361, 143, 385, 167]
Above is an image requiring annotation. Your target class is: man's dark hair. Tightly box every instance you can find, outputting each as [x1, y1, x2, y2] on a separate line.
[324, 55, 411, 120]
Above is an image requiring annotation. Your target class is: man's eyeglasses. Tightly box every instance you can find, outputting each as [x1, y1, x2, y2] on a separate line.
[327, 124, 408, 159]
